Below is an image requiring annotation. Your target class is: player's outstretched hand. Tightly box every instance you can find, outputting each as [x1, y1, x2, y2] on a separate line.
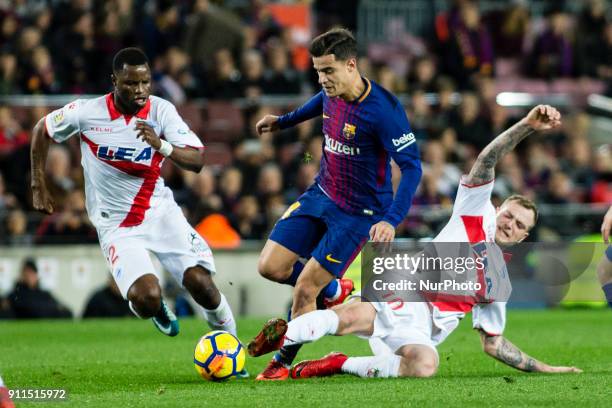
[32, 185, 54, 214]
[369, 221, 395, 242]
[540, 365, 583, 374]
[522, 105, 562, 131]
[601, 206, 612, 244]
[135, 120, 161, 149]
[255, 115, 280, 137]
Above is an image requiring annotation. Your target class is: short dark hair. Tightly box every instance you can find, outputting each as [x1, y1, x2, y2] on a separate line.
[22, 258, 37, 273]
[309, 28, 357, 61]
[503, 194, 538, 226]
[112, 47, 149, 73]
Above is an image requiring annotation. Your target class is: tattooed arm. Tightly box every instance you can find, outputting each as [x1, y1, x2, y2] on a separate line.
[465, 105, 562, 185]
[479, 330, 581, 373]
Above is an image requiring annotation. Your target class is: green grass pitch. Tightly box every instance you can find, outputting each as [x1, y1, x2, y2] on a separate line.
[1, 309, 610, 407]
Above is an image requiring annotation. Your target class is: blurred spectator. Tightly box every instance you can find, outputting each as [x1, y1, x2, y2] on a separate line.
[138, 0, 183, 63]
[575, 0, 608, 77]
[187, 167, 223, 221]
[92, 9, 125, 90]
[407, 55, 438, 93]
[485, 0, 530, 58]
[0, 49, 19, 94]
[0, 106, 29, 155]
[376, 64, 404, 94]
[0, 12, 20, 46]
[205, 48, 242, 99]
[52, 10, 97, 93]
[263, 41, 302, 95]
[230, 195, 266, 239]
[155, 47, 197, 104]
[539, 171, 576, 204]
[184, 0, 244, 76]
[218, 166, 243, 214]
[595, 23, 612, 92]
[3, 208, 32, 246]
[449, 92, 492, 150]
[407, 90, 432, 139]
[527, 8, 573, 78]
[421, 140, 461, 196]
[44, 145, 75, 203]
[561, 137, 594, 199]
[413, 171, 453, 207]
[36, 190, 97, 245]
[7, 258, 72, 319]
[82, 278, 132, 318]
[23, 46, 60, 94]
[240, 49, 266, 99]
[0, 171, 16, 210]
[256, 163, 283, 205]
[442, 1, 494, 87]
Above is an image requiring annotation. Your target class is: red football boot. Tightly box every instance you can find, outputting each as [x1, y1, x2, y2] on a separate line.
[0, 387, 15, 408]
[255, 359, 290, 381]
[324, 279, 355, 308]
[247, 318, 288, 357]
[291, 352, 348, 379]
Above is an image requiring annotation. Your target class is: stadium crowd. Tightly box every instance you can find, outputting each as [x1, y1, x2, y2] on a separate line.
[0, 0, 610, 246]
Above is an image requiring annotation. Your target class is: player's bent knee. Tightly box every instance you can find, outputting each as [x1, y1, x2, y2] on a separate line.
[257, 256, 290, 282]
[182, 265, 214, 290]
[398, 345, 439, 378]
[127, 281, 162, 318]
[411, 361, 438, 378]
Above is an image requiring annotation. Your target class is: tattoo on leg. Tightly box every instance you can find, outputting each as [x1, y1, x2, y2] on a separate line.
[496, 338, 523, 366]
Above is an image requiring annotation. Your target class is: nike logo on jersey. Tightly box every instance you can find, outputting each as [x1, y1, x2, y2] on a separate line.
[322, 113, 330, 119]
[326, 254, 342, 264]
[392, 132, 416, 152]
[324, 134, 361, 156]
[96, 146, 152, 162]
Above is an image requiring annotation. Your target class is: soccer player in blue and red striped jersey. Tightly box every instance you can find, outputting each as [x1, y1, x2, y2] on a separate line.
[250, 28, 422, 380]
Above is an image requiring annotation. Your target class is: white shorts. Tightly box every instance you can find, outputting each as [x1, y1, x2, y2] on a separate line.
[351, 293, 439, 359]
[98, 203, 216, 298]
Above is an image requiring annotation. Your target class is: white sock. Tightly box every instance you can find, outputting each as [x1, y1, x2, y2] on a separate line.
[283, 310, 339, 347]
[128, 301, 143, 319]
[201, 293, 237, 337]
[0, 375, 4, 387]
[341, 355, 402, 378]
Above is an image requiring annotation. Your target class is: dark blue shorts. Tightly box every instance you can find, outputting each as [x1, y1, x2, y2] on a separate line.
[269, 185, 377, 277]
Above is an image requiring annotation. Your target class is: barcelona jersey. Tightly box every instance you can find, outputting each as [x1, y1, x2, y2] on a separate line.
[278, 78, 422, 227]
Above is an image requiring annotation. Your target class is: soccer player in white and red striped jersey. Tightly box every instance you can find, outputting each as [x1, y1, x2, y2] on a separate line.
[30, 48, 241, 352]
[248, 105, 582, 378]
[0, 374, 14, 408]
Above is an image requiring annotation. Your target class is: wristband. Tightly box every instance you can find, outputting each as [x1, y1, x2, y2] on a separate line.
[158, 139, 174, 157]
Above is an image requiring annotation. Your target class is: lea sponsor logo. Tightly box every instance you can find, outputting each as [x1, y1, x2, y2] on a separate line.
[392, 132, 416, 151]
[324, 134, 361, 156]
[96, 146, 153, 162]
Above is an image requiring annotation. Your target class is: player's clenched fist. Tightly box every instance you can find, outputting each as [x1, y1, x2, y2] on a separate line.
[255, 115, 280, 136]
[135, 120, 161, 149]
[521, 104, 562, 131]
[32, 185, 54, 214]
